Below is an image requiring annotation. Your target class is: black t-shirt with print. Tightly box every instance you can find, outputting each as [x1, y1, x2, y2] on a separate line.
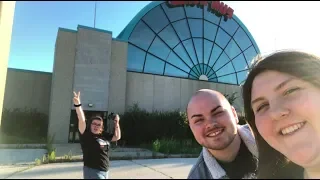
[217, 139, 258, 179]
[80, 128, 114, 171]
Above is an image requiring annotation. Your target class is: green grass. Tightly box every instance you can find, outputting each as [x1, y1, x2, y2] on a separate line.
[0, 131, 46, 144]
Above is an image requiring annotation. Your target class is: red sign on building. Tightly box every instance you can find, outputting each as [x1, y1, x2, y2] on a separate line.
[167, 1, 234, 21]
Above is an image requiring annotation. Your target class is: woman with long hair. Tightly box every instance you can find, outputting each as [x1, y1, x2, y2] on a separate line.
[242, 50, 320, 179]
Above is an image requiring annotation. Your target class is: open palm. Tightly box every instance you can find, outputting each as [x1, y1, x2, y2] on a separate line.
[73, 91, 81, 105]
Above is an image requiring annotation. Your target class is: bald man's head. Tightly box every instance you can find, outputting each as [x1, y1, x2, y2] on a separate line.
[187, 89, 231, 116]
[186, 89, 239, 151]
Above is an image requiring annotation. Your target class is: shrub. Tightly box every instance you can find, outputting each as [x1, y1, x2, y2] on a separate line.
[224, 92, 238, 105]
[1, 107, 48, 139]
[152, 138, 201, 154]
[119, 104, 193, 146]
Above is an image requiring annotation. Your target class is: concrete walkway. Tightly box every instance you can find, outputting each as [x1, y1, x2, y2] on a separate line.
[3, 158, 197, 179]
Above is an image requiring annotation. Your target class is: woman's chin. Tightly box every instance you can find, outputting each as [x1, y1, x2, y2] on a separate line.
[287, 149, 319, 168]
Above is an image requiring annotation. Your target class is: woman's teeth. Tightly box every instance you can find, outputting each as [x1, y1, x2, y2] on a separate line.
[281, 122, 305, 135]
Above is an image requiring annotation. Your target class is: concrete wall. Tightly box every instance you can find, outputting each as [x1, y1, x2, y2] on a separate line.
[126, 72, 243, 113]
[72, 26, 112, 111]
[48, 29, 77, 143]
[3, 69, 52, 115]
[108, 39, 128, 114]
[0, 1, 16, 125]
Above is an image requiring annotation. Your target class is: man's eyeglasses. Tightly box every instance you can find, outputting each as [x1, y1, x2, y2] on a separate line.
[91, 123, 102, 127]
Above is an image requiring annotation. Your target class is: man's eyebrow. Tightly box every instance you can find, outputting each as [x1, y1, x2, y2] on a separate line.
[190, 105, 221, 119]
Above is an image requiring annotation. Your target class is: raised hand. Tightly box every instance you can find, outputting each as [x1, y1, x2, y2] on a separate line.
[73, 91, 81, 105]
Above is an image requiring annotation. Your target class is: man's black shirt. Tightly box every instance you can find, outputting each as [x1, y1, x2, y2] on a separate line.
[217, 139, 258, 179]
[80, 129, 114, 171]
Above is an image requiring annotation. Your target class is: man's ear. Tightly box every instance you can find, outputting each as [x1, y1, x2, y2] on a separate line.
[231, 106, 239, 124]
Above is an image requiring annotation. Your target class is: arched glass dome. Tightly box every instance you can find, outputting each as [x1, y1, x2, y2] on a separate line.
[117, 1, 260, 85]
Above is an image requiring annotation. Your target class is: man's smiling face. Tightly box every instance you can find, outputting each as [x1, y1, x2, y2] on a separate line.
[187, 90, 239, 150]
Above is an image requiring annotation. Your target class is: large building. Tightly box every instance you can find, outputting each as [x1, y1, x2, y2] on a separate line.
[3, 1, 260, 143]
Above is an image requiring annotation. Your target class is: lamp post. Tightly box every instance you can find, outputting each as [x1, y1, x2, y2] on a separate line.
[94, 1, 97, 28]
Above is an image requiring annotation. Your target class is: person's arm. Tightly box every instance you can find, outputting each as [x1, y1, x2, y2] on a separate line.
[73, 91, 86, 134]
[111, 117, 121, 142]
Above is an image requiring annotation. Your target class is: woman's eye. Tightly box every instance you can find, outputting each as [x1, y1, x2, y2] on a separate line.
[284, 87, 301, 96]
[256, 104, 268, 113]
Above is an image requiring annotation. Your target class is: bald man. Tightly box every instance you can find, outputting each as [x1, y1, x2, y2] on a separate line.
[187, 89, 258, 179]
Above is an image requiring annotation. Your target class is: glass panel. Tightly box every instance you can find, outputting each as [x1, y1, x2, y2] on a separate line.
[204, 21, 218, 41]
[215, 28, 231, 49]
[189, 70, 199, 79]
[193, 64, 203, 76]
[209, 77, 218, 82]
[172, 19, 191, 41]
[164, 63, 189, 78]
[129, 21, 155, 51]
[144, 54, 165, 75]
[143, 6, 169, 34]
[204, 8, 220, 25]
[127, 44, 146, 72]
[216, 62, 235, 77]
[208, 44, 223, 67]
[193, 38, 203, 73]
[213, 52, 229, 71]
[159, 25, 180, 48]
[233, 28, 252, 51]
[149, 37, 171, 60]
[243, 46, 258, 66]
[190, 65, 201, 77]
[220, 18, 239, 36]
[166, 51, 190, 72]
[231, 54, 249, 72]
[173, 43, 194, 68]
[161, 3, 186, 22]
[224, 39, 241, 59]
[218, 73, 237, 84]
[182, 39, 198, 67]
[185, 5, 203, 18]
[204, 39, 213, 65]
[188, 19, 203, 38]
[207, 68, 217, 79]
[189, 74, 198, 80]
[237, 70, 249, 85]
[75, 132, 79, 141]
[69, 132, 72, 141]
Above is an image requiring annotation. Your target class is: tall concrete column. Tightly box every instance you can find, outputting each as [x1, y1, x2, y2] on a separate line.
[0, 1, 16, 126]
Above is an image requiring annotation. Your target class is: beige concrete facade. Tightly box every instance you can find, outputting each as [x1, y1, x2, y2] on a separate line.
[0, 1, 16, 126]
[3, 69, 51, 115]
[48, 29, 77, 143]
[126, 72, 242, 113]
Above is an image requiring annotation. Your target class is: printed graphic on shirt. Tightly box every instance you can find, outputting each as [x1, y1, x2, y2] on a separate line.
[96, 138, 110, 150]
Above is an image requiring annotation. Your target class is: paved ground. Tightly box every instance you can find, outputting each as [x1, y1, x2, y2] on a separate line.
[2, 158, 196, 179]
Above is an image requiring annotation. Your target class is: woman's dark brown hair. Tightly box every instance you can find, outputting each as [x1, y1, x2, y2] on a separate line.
[242, 50, 320, 178]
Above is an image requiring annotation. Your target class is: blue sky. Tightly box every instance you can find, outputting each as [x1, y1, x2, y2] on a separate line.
[8, 1, 320, 73]
[9, 1, 151, 72]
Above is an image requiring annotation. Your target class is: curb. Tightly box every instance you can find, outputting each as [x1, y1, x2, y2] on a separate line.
[34, 153, 199, 165]
[0, 154, 199, 166]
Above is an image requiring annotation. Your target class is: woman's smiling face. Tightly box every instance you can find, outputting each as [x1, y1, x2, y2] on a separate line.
[251, 70, 320, 168]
